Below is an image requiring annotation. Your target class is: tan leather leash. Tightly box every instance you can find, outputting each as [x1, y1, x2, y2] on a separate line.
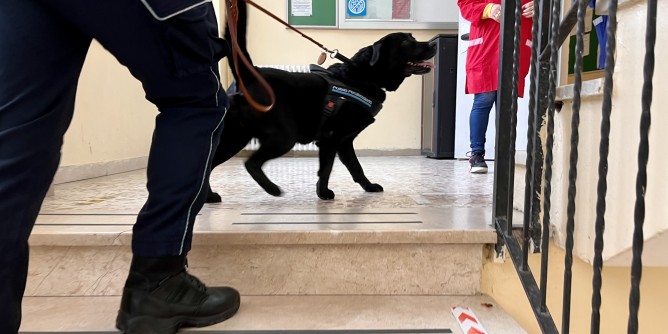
[224, 0, 355, 112]
[241, 0, 354, 66]
[225, 0, 275, 112]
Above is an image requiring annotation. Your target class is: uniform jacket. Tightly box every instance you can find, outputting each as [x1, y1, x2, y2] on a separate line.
[141, 0, 212, 20]
[458, 0, 533, 97]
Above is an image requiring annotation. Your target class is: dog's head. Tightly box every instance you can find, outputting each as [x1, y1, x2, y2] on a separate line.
[350, 32, 437, 92]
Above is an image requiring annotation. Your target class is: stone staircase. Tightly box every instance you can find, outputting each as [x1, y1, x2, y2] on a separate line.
[20, 157, 526, 333]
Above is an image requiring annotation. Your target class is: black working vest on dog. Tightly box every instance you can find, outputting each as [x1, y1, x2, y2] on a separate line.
[309, 65, 383, 119]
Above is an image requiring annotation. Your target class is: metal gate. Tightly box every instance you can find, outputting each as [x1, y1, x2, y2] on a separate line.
[491, 0, 657, 332]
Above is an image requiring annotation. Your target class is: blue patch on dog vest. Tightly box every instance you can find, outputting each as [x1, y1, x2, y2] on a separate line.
[309, 65, 382, 118]
[331, 86, 373, 108]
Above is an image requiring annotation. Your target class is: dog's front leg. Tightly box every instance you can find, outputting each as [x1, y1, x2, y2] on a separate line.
[316, 143, 338, 200]
[337, 139, 383, 193]
[245, 144, 290, 197]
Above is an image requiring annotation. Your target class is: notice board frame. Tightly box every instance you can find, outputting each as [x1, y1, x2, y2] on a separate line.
[285, 0, 457, 30]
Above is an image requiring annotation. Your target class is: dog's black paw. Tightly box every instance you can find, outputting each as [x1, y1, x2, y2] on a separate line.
[317, 189, 335, 200]
[265, 184, 283, 197]
[205, 191, 222, 203]
[362, 183, 384, 193]
[316, 181, 335, 200]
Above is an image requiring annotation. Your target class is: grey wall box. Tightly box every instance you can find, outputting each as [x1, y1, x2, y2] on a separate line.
[421, 34, 458, 159]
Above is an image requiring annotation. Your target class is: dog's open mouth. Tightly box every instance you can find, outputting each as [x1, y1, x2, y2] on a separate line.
[406, 60, 435, 75]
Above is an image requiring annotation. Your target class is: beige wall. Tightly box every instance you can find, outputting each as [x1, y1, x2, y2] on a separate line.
[550, 0, 668, 264]
[59, 0, 450, 179]
[60, 42, 156, 168]
[60, 0, 226, 175]
[483, 240, 668, 334]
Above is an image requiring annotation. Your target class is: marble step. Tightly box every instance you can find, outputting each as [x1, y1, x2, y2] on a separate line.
[26, 242, 486, 297]
[28, 207, 496, 296]
[20, 295, 526, 333]
[30, 207, 496, 247]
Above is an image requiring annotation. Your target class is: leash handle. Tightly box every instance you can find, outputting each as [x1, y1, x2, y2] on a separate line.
[225, 0, 275, 112]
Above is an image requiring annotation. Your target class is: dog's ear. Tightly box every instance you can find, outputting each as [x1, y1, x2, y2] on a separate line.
[370, 41, 383, 66]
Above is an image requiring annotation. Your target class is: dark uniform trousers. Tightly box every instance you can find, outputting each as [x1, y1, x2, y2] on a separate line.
[0, 0, 230, 331]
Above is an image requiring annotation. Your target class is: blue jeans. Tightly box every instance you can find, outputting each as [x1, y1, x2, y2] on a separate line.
[0, 0, 229, 331]
[469, 91, 498, 154]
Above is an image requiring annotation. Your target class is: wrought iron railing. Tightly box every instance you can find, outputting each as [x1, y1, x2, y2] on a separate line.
[491, 0, 657, 332]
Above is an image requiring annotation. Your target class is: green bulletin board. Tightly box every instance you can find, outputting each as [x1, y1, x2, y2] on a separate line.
[567, 11, 602, 74]
[287, 0, 337, 27]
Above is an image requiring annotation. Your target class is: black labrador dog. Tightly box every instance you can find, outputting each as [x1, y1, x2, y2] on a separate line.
[207, 2, 436, 202]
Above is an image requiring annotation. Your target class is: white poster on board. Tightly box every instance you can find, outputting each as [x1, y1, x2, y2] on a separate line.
[291, 0, 312, 16]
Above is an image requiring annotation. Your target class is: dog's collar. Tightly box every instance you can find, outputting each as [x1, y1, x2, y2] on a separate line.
[309, 65, 383, 117]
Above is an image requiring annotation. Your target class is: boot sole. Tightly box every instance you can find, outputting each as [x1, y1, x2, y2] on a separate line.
[469, 166, 488, 174]
[116, 299, 240, 334]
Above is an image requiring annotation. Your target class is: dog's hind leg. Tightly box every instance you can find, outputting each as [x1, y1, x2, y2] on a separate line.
[205, 122, 253, 203]
[245, 137, 295, 196]
[337, 138, 383, 193]
[212, 132, 252, 168]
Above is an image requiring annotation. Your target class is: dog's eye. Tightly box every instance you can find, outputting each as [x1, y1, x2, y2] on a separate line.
[401, 39, 415, 48]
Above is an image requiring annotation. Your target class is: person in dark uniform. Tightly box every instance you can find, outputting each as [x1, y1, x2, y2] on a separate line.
[0, 1, 240, 333]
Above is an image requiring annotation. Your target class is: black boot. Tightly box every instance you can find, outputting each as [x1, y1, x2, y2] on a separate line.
[116, 255, 240, 334]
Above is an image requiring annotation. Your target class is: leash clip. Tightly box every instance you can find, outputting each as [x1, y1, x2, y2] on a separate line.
[328, 49, 339, 59]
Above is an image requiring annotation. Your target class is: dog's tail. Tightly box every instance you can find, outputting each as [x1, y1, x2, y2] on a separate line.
[224, 0, 252, 84]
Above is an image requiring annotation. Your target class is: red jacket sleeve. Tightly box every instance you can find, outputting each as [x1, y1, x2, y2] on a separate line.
[458, 0, 491, 26]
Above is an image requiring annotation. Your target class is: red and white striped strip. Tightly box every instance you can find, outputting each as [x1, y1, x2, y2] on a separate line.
[392, 0, 410, 19]
[451, 306, 488, 334]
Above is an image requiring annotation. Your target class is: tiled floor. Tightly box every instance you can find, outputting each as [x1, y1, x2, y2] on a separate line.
[41, 156, 495, 213]
[33, 156, 497, 245]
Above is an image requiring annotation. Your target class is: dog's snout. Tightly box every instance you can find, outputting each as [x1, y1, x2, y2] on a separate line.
[429, 40, 438, 48]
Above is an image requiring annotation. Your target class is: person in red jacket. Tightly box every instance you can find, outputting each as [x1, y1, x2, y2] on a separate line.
[458, 0, 535, 173]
